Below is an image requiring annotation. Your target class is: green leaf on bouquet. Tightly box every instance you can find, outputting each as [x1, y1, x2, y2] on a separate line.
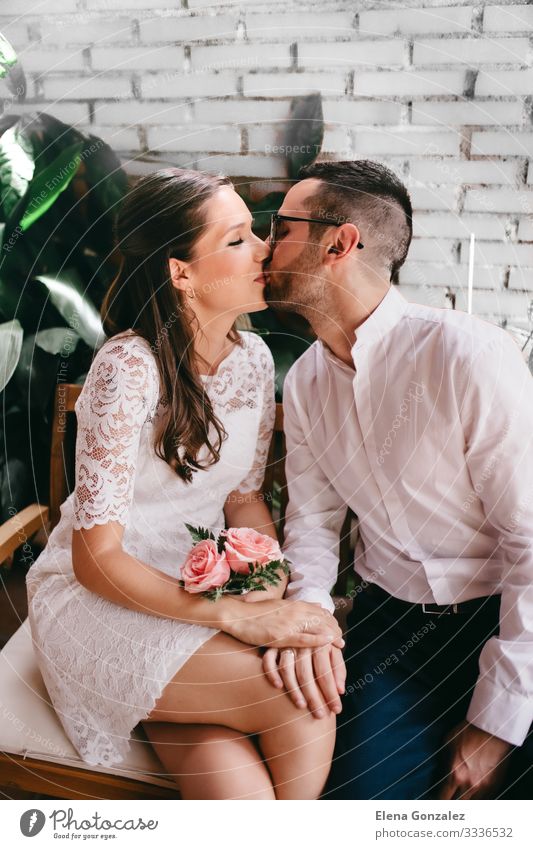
[184, 523, 215, 543]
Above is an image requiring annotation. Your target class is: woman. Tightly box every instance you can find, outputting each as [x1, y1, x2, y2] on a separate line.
[25, 168, 344, 800]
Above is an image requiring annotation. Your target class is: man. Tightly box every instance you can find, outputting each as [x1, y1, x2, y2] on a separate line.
[261, 159, 533, 799]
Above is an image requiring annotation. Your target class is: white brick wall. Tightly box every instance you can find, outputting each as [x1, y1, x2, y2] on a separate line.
[1, 0, 532, 327]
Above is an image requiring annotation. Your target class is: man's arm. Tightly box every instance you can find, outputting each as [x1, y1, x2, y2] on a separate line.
[282, 366, 348, 613]
[442, 331, 533, 797]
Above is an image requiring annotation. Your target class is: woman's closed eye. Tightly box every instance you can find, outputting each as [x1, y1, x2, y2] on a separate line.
[228, 237, 244, 246]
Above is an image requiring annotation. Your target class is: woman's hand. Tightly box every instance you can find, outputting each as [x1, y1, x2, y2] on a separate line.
[222, 598, 345, 650]
[240, 567, 288, 603]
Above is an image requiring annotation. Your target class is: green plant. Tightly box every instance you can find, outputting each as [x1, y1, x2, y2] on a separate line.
[0, 33, 128, 525]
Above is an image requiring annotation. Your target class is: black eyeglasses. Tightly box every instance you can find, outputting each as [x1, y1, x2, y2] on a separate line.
[269, 213, 364, 250]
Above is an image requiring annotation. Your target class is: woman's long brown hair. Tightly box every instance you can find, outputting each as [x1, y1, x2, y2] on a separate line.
[101, 167, 241, 483]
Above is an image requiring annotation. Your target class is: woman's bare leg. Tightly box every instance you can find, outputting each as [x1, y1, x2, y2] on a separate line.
[143, 632, 336, 800]
[142, 722, 275, 800]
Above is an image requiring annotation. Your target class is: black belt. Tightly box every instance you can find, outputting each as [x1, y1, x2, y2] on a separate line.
[362, 580, 498, 616]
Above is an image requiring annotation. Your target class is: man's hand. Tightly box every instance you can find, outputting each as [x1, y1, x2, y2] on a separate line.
[262, 644, 347, 717]
[439, 720, 513, 799]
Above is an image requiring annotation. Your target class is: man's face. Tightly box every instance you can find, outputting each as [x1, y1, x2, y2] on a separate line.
[263, 179, 327, 315]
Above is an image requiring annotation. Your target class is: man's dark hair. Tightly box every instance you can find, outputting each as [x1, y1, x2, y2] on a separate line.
[298, 159, 413, 280]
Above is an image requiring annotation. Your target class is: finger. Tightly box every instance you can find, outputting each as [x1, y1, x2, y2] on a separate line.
[330, 646, 347, 694]
[262, 648, 283, 689]
[279, 650, 306, 708]
[313, 647, 343, 713]
[277, 631, 344, 649]
[295, 651, 329, 718]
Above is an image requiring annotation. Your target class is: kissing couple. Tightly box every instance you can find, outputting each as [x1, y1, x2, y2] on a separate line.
[26, 159, 532, 800]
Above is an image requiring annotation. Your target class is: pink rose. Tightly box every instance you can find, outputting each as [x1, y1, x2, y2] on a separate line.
[181, 539, 230, 593]
[223, 527, 283, 575]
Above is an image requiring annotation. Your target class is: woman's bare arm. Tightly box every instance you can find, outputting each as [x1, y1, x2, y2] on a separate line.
[71, 522, 343, 649]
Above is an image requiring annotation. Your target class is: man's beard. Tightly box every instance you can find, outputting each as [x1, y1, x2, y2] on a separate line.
[265, 243, 325, 319]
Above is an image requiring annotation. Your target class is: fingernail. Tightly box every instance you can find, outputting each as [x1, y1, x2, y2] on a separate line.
[315, 709, 326, 718]
[333, 704, 342, 714]
[296, 699, 306, 708]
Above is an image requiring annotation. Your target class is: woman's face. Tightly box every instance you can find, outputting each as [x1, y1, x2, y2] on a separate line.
[170, 185, 271, 322]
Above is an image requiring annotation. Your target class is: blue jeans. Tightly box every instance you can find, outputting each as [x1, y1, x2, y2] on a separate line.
[323, 587, 532, 799]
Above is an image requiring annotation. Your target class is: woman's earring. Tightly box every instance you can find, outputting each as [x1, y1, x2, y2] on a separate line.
[185, 286, 196, 300]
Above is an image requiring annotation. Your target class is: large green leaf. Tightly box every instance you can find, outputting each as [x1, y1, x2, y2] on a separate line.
[0, 122, 35, 219]
[0, 317, 22, 392]
[0, 32, 26, 102]
[35, 270, 105, 349]
[8, 141, 84, 233]
[285, 93, 324, 179]
[35, 326, 81, 356]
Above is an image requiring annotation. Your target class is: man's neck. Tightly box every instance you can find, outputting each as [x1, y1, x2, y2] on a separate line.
[308, 279, 391, 368]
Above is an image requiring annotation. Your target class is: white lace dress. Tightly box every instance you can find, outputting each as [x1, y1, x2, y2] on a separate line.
[25, 328, 276, 767]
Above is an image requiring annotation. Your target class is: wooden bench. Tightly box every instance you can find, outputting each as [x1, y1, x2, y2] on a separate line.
[0, 380, 354, 799]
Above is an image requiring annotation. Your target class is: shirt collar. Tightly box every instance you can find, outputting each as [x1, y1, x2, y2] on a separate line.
[351, 284, 408, 354]
[318, 285, 408, 373]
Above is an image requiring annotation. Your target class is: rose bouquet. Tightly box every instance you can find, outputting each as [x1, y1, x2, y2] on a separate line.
[178, 524, 291, 601]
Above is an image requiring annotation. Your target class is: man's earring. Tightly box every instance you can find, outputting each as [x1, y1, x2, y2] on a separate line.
[185, 286, 196, 299]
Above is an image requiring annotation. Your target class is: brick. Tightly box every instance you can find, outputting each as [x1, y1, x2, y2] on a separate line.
[93, 100, 192, 125]
[194, 99, 289, 124]
[476, 69, 533, 96]
[459, 239, 533, 266]
[141, 71, 239, 99]
[452, 289, 531, 319]
[411, 100, 524, 127]
[18, 101, 90, 126]
[198, 154, 288, 178]
[191, 43, 292, 72]
[413, 37, 530, 66]
[518, 217, 533, 241]
[140, 14, 237, 43]
[355, 129, 460, 157]
[39, 17, 133, 46]
[397, 283, 451, 309]
[147, 125, 241, 153]
[354, 70, 466, 97]
[323, 100, 402, 125]
[410, 185, 457, 211]
[247, 124, 285, 152]
[245, 12, 354, 40]
[1, 0, 77, 11]
[509, 266, 533, 290]
[87, 0, 175, 8]
[43, 75, 135, 100]
[410, 159, 518, 185]
[0, 20, 29, 49]
[89, 124, 140, 150]
[409, 238, 457, 262]
[413, 213, 512, 240]
[91, 46, 184, 72]
[298, 39, 405, 68]
[399, 261, 470, 288]
[321, 127, 352, 154]
[464, 189, 533, 214]
[359, 6, 472, 36]
[242, 72, 347, 97]
[21, 48, 86, 74]
[471, 131, 533, 157]
[484, 5, 533, 33]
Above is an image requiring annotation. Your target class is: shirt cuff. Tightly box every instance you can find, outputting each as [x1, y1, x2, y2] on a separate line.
[284, 587, 335, 614]
[467, 676, 533, 747]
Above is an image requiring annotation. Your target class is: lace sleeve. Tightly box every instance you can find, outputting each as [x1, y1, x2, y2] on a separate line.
[235, 338, 276, 494]
[72, 335, 160, 530]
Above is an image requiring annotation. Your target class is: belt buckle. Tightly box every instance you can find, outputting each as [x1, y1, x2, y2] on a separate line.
[422, 602, 458, 615]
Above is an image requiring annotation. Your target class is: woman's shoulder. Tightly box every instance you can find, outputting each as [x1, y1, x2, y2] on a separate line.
[80, 330, 160, 411]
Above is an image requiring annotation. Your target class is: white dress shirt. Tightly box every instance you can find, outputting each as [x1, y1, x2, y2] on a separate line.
[282, 284, 533, 747]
